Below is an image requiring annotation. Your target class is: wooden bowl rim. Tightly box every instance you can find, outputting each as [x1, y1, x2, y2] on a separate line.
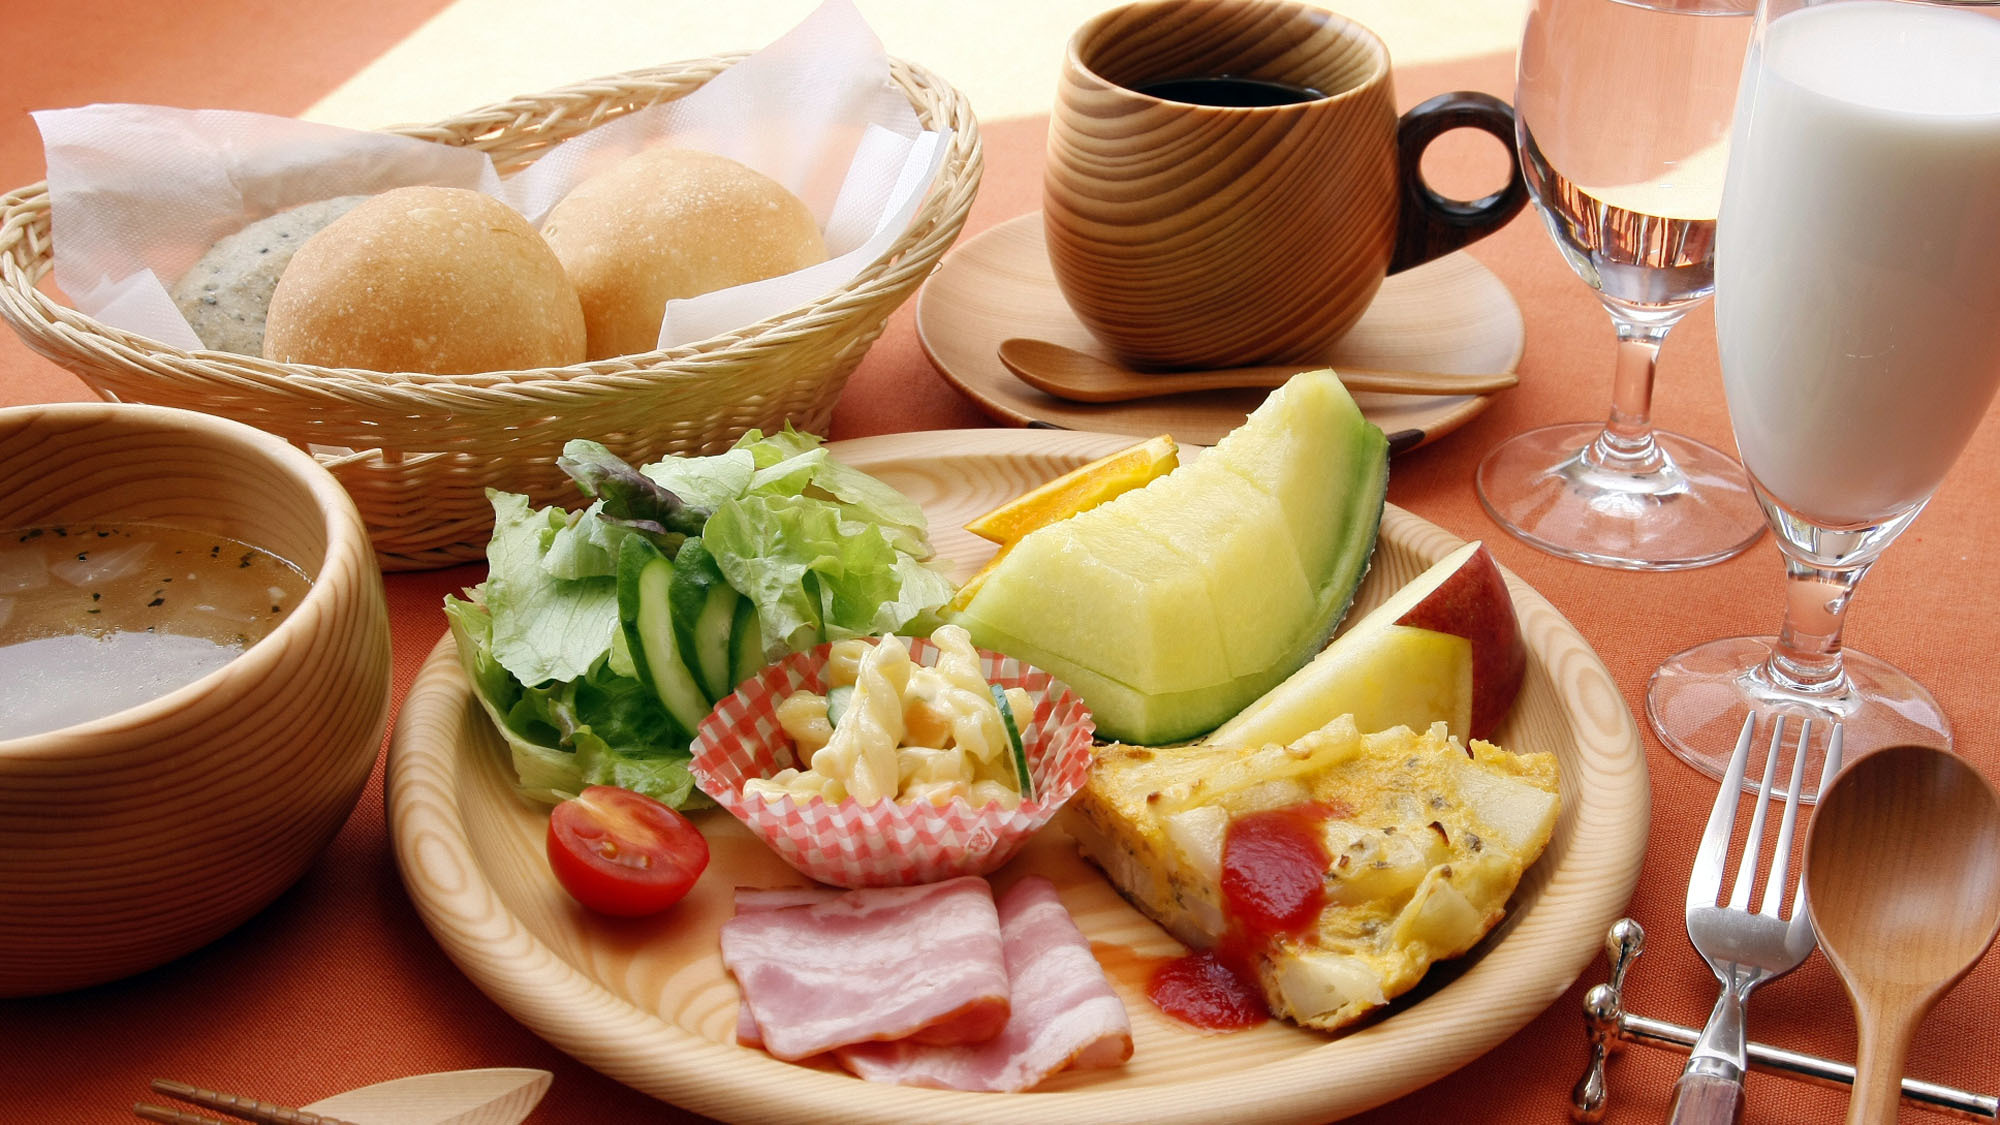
[1063, 0, 1391, 109]
[0, 401, 370, 758]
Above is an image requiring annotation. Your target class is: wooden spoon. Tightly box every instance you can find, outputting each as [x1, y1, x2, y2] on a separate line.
[997, 337, 1519, 403]
[305, 1068, 552, 1125]
[1804, 745, 2000, 1125]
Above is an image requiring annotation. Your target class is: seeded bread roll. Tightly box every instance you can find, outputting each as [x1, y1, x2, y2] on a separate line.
[171, 195, 369, 356]
[263, 186, 586, 374]
[540, 148, 827, 360]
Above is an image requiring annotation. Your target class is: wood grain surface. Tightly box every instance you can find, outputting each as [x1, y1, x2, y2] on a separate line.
[996, 337, 1520, 402]
[0, 403, 392, 996]
[1802, 747, 2000, 1125]
[1044, 1, 1399, 368]
[917, 213, 1523, 451]
[301, 1067, 552, 1124]
[386, 428, 1648, 1124]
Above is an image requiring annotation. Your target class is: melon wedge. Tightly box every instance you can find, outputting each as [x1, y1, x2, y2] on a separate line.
[1099, 471, 1316, 680]
[953, 510, 1234, 693]
[950, 433, 1179, 612]
[954, 371, 1389, 744]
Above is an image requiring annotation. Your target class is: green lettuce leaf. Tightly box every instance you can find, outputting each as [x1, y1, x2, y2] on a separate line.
[482, 489, 621, 686]
[444, 593, 706, 809]
[559, 439, 709, 557]
[538, 501, 622, 582]
[738, 428, 932, 557]
[701, 492, 953, 655]
[641, 447, 757, 509]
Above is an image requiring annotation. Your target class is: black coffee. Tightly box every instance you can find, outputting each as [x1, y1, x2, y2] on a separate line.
[1132, 75, 1324, 107]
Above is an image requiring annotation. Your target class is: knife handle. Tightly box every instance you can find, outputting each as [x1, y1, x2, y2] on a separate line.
[1667, 1069, 1746, 1125]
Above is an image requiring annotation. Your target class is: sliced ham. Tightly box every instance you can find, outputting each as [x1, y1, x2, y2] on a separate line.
[720, 875, 1010, 1061]
[835, 876, 1134, 1092]
[730, 887, 846, 1049]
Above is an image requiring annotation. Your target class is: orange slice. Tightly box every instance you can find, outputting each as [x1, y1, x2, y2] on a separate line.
[963, 433, 1178, 545]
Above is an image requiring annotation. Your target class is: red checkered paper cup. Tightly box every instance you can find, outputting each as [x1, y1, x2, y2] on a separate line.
[690, 637, 1095, 888]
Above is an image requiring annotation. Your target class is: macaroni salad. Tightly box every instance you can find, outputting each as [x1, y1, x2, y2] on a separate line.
[744, 625, 1035, 808]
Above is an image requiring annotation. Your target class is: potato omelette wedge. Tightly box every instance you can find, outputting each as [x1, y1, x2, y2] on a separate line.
[1064, 717, 1561, 1031]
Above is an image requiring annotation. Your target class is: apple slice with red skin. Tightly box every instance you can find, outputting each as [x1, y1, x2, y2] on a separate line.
[1207, 541, 1525, 748]
[1388, 541, 1525, 739]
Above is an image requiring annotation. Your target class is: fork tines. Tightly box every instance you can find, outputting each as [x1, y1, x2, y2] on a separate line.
[1690, 713, 1847, 917]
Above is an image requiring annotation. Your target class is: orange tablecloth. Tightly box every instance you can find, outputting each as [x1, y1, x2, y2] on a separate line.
[3, 20, 1997, 1125]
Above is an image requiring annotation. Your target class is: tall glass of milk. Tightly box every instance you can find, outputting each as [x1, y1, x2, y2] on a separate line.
[1649, 0, 2000, 794]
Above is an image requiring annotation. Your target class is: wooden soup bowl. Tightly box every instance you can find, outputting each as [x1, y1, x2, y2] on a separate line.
[0, 403, 392, 995]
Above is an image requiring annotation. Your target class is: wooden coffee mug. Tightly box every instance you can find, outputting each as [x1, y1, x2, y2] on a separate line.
[1045, 0, 1528, 369]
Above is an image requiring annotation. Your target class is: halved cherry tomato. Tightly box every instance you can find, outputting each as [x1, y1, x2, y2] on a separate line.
[547, 786, 709, 916]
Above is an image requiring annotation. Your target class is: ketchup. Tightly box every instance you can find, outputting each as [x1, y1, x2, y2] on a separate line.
[1148, 802, 1335, 1031]
[1222, 803, 1334, 935]
[1147, 951, 1266, 1030]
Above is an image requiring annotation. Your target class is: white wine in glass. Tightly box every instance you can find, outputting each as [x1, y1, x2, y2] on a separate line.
[1649, 0, 2000, 794]
[1478, 0, 1767, 570]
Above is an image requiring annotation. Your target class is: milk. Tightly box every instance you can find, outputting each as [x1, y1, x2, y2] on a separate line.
[1715, 1, 2000, 527]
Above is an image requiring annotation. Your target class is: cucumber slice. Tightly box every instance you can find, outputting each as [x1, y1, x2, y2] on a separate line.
[826, 684, 856, 728]
[990, 684, 1034, 801]
[617, 537, 711, 736]
[669, 539, 741, 702]
[727, 596, 766, 690]
[688, 581, 740, 701]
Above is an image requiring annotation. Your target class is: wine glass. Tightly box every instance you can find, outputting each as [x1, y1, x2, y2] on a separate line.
[1649, 0, 2000, 795]
[1476, 0, 1767, 570]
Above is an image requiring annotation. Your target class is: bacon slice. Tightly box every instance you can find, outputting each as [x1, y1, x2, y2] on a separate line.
[729, 887, 845, 1049]
[835, 876, 1134, 1091]
[720, 876, 1010, 1061]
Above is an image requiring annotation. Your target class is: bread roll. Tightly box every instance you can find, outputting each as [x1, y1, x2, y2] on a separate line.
[172, 195, 369, 356]
[264, 186, 585, 374]
[541, 148, 827, 360]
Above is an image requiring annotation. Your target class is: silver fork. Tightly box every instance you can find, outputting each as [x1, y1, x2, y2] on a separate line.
[1668, 713, 1845, 1124]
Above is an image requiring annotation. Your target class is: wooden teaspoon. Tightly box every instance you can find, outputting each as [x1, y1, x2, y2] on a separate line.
[997, 337, 1519, 403]
[1804, 745, 2000, 1125]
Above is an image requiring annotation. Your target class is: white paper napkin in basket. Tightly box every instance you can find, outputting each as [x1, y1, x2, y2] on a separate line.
[33, 0, 951, 362]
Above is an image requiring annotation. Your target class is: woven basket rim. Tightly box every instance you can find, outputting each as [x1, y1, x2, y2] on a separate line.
[0, 52, 982, 392]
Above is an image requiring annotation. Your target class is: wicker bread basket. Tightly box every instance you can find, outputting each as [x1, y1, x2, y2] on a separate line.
[0, 56, 981, 570]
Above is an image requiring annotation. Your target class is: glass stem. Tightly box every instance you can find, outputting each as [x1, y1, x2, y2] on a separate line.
[1766, 555, 1869, 695]
[1585, 310, 1683, 475]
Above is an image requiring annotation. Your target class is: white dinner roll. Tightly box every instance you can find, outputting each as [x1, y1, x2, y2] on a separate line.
[263, 186, 586, 374]
[540, 147, 828, 360]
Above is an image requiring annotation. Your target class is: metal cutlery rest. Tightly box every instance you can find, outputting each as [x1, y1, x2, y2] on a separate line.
[1571, 919, 1998, 1122]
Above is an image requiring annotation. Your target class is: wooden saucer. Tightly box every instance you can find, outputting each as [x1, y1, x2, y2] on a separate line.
[915, 212, 1525, 452]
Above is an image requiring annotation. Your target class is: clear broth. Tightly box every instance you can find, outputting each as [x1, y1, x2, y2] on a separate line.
[0, 523, 311, 738]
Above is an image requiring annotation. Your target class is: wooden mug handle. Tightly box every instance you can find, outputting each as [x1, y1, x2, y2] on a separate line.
[1388, 90, 1530, 273]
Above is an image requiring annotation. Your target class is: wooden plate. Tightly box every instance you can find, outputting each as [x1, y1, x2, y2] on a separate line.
[914, 214, 1526, 453]
[386, 429, 1647, 1125]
